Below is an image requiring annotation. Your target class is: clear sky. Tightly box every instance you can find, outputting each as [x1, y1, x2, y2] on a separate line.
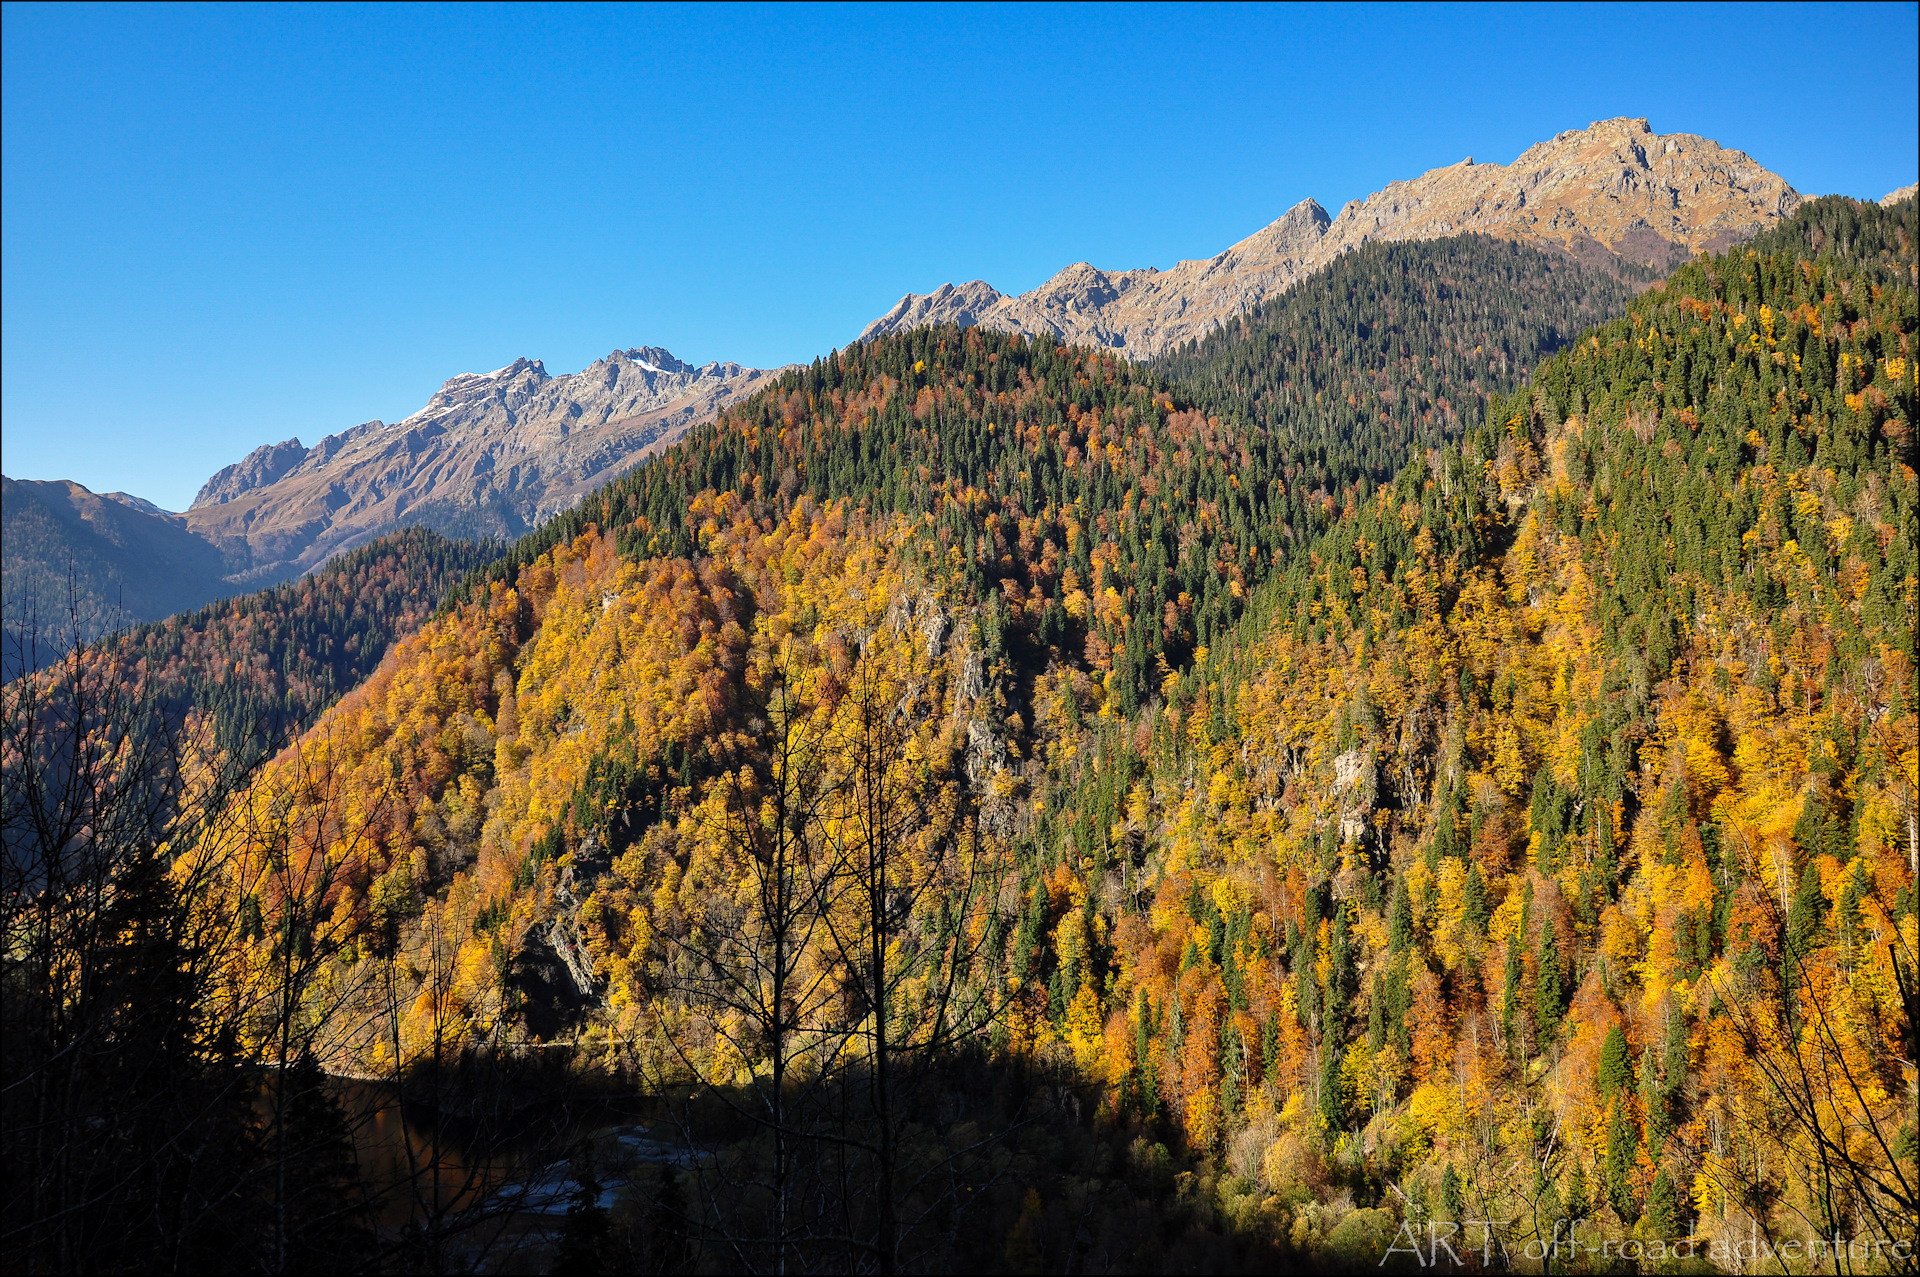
[4, 2, 1916, 512]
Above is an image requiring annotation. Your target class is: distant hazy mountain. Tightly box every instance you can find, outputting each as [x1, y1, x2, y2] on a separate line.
[184, 346, 781, 586]
[2, 475, 233, 677]
[863, 117, 1804, 358]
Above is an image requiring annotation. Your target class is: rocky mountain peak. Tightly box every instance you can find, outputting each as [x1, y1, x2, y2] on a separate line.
[860, 118, 1802, 358]
[1319, 116, 1800, 268]
[1234, 199, 1332, 257]
[193, 437, 310, 508]
[404, 358, 552, 425]
[184, 345, 782, 584]
[609, 346, 694, 376]
[860, 281, 1008, 342]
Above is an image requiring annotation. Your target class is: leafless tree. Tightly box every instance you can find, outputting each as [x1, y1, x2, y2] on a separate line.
[810, 631, 1016, 1275]
[1683, 932, 1919, 1276]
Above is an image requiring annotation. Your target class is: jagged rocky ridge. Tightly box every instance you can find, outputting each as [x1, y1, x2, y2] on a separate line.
[863, 117, 1803, 358]
[185, 347, 781, 585]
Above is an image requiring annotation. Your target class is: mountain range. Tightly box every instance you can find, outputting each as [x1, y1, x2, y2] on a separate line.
[860, 118, 1804, 358]
[1, 476, 232, 674]
[183, 346, 781, 586]
[4, 117, 1907, 667]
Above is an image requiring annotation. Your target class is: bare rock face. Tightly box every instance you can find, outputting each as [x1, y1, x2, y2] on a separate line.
[1316, 117, 1801, 267]
[863, 118, 1802, 359]
[185, 347, 780, 584]
[195, 438, 308, 508]
[860, 280, 1008, 340]
[863, 198, 1330, 356]
[1332, 746, 1378, 846]
[1883, 183, 1918, 206]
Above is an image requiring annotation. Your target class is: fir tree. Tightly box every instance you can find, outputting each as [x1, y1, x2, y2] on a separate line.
[1598, 1024, 1633, 1097]
[1388, 873, 1414, 955]
[1786, 861, 1828, 962]
[1463, 862, 1490, 933]
[1534, 926, 1565, 1041]
[1440, 1163, 1465, 1222]
[1318, 1042, 1344, 1135]
[1605, 1103, 1640, 1223]
[1645, 1167, 1679, 1240]
[1564, 1162, 1591, 1222]
[1326, 905, 1357, 1022]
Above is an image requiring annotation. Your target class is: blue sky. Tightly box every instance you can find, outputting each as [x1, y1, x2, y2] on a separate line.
[4, 2, 1916, 511]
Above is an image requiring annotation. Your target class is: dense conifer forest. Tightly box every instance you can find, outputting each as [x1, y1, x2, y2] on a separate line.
[1152, 232, 1648, 490]
[4, 197, 1914, 1274]
[110, 527, 499, 748]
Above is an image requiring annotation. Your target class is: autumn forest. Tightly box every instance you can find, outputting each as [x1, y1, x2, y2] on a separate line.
[4, 196, 1916, 1274]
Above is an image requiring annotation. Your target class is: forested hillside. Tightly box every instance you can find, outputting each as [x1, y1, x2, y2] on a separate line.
[16, 525, 497, 760]
[1083, 195, 1917, 1262]
[450, 233, 1637, 722]
[108, 527, 496, 748]
[1153, 232, 1648, 489]
[8, 198, 1913, 1273]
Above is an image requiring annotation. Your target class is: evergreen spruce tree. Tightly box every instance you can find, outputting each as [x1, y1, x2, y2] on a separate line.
[1645, 1167, 1679, 1240]
[1659, 1008, 1688, 1132]
[1463, 862, 1490, 933]
[1326, 906, 1357, 1022]
[1295, 929, 1321, 1028]
[554, 1159, 612, 1276]
[1605, 1103, 1641, 1223]
[1786, 861, 1828, 961]
[1598, 1024, 1633, 1097]
[1440, 1163, 1466, 1222]
[1318, 1042, 1344, 1135]
[1388, 874, 1413, 954]
[1534, 926, 1565, 1041]
[1368, 975, 1387, 1052]
[1837, 864, 1865, 958]
[1564, 1162, 1591, 1222]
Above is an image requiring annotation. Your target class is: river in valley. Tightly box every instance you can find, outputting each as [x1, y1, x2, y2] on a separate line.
[322, 1077, 689, 1271]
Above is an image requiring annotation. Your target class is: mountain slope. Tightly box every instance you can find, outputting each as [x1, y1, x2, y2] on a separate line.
[195, 219, 1690, 1067]
[864, 118, 1801, 358]
[445, 241, 1631, 721]
[2, 476, 233, 677]
[97, 526, 498, 753]
[139, 194, 1913, 1268]
[183, 346, 781, 585]
[1152, 232, 1642, 489]
[1096, 190, 1915, 1246]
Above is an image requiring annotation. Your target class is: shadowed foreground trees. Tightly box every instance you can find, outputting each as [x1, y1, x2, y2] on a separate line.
[1, 619, 570, 1275]
[0, 618, 372, 1272]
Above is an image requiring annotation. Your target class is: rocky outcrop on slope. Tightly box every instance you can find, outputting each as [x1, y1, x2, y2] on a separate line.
[185, 347, 778, 584]
[863, 118, 1802, 358]
[1882, 183, 1918, 206]
[195, 438, 309, 508]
